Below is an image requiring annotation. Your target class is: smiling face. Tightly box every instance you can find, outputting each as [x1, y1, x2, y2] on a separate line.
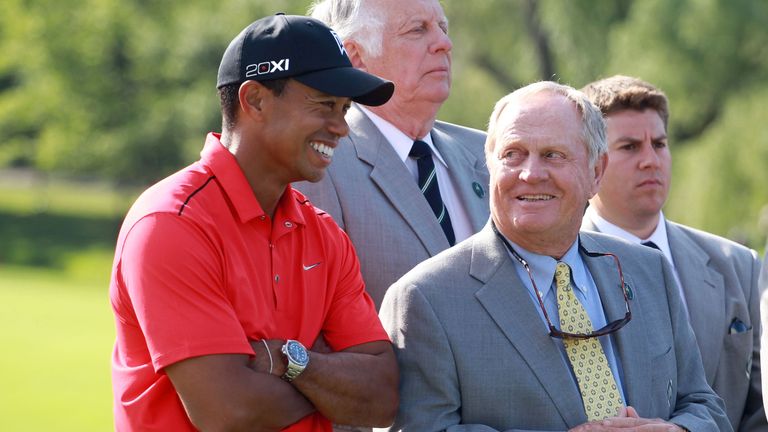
[257, 79, 351, 185]
[488, 92, 605, 257]
[591, 109, 670, 233]
[364, 0, 452, 106]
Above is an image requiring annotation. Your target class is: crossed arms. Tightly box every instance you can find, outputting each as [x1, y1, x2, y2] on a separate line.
[166, 338, 398, 431]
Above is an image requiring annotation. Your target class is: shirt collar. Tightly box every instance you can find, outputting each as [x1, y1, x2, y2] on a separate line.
[357, 105, 447, 168]
[586, 206, 672, 263]
[504, 236, 589, 298]
[200, 133, 305, 226]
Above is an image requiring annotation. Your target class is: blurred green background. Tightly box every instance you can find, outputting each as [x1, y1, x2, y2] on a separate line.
[1, 0, 766, 430]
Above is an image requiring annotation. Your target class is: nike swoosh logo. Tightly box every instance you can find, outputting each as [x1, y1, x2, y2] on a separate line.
[303, 262, 322, 271]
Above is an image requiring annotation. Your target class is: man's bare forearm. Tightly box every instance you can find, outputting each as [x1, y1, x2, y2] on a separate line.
[259, 339, 398, 427]
[296, 342, 398, 426]
[167, 353, 315, 431]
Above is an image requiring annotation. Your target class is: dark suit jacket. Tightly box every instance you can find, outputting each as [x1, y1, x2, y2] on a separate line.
[294, 104, 490, 309]
[379, 225, 731, 432]
[582, 217, 766, 431]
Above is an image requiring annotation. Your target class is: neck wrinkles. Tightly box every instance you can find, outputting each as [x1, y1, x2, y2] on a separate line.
[367, 99, 439, 140]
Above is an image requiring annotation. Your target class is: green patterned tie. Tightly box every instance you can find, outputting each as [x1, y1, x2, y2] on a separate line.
[554, 261, 623, 421]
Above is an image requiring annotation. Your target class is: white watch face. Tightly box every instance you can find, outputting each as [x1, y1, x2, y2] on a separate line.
[286, 341, 308, 366]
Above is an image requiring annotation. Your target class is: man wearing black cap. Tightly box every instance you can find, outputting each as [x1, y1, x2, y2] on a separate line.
[109, 14, 397, 432]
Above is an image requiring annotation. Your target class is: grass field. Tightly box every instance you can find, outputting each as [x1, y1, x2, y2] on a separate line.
[0, 171, 138, 431]
[0, 263, 115, 431]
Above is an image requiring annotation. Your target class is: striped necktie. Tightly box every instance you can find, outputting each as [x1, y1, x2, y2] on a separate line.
[554, 262, 623, 421]
[409, 140, 455, 246]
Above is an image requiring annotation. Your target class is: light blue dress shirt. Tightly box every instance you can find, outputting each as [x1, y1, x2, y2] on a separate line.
[504, 236, 627, 403]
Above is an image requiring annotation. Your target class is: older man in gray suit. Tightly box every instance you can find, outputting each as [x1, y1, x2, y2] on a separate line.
[580, 75, 765, 432]
[379, 82, 730, 431]
[294, 0, 490, 310]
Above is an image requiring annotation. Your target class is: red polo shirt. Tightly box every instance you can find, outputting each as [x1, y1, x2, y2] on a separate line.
[110, 133, 387, 431]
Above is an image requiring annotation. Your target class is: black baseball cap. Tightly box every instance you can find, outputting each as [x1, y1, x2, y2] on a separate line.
[217, 13, 394, 106]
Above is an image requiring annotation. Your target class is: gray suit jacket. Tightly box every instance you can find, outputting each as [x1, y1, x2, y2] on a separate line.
[379, 224, 731, 432]
[294, 104, 490, 309]
[759, 259, 768, 421]
[582, 217, 766, 431]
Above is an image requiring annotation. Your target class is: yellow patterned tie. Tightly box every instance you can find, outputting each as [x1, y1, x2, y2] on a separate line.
[554, 261, 623, 421]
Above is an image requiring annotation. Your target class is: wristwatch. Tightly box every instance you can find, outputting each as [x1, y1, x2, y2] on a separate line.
[281, 339, 309, 382]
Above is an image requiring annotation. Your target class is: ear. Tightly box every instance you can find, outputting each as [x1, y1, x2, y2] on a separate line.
[344, 40, 368, 71]
[589, 152, 609, 198]
[238, 81, 268, 121]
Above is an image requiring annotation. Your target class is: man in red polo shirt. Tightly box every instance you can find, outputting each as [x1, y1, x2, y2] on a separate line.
[109, 14, 397, 431]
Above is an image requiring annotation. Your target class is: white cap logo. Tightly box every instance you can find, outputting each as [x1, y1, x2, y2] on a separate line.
[329, 30, 347, 56]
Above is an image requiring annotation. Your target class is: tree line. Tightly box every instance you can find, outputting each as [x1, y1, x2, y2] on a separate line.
[1, 0, 766, 248]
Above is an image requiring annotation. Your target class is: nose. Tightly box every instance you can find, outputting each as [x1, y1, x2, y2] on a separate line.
[327, 110, 350, 138]
[518, 156, 548, 183]
[637, 141, 660, 170]
[431, 28, 452, 54]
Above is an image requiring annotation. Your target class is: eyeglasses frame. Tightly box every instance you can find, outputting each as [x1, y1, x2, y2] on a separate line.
[492, 223, 632, 340]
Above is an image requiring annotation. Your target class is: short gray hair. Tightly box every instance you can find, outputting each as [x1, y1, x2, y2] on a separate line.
[308, 0, 385, 57]
[485, 81, 607, 168]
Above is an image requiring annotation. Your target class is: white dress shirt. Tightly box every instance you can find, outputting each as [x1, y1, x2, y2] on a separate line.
[358, 106, 474, 242]
[583, 207, 688, 316]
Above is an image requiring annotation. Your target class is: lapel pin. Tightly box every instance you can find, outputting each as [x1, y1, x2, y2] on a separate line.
[623, 282, 634, 300]
[472, 182, 484, 198]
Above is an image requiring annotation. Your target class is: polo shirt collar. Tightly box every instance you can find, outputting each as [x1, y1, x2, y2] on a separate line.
[200, 133, 305, 226]
[273, 184, 306, 227]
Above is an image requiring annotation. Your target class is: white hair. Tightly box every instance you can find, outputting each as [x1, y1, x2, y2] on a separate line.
[308, 0, 385, 57]
[485, 81, 607, 169]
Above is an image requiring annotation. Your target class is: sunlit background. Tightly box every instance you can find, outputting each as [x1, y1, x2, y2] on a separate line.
[1, 0, 766, 430]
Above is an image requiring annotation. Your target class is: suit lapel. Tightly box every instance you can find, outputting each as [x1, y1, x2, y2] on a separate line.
[666, 222, 724, 382]
[431, 126, 489, 232]
[347, 106, 449, 255]
[471, 226, 587, 427]
[580, 234, 655, 415]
